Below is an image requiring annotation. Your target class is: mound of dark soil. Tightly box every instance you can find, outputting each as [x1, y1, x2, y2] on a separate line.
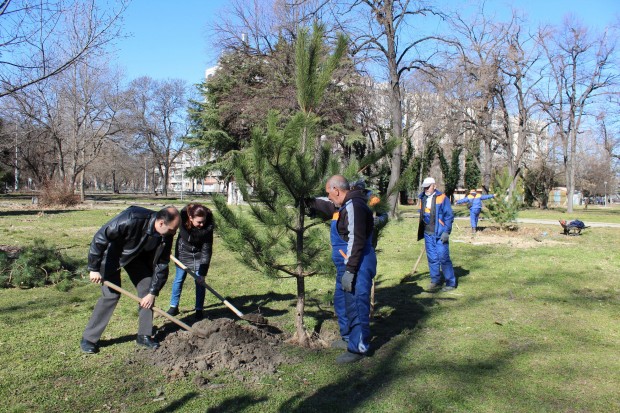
[143, 318, 295, 382]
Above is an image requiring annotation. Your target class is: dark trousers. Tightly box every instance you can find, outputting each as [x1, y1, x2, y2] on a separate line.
[82, 250, 155, 343]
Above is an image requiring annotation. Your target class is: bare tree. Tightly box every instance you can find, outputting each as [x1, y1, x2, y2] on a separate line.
[209, 0, 330, 56]
[0, 0, 128, 99]
[126, 77, 189, 196]
[3, 59, 125, 198]
[494, 17, 544, 196]
[444, 9, 507, 192]
[338, 0, 446, 216]
[536, 18, 619, 212]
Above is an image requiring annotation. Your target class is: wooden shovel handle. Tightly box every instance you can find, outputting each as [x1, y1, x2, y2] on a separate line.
[412, 245, 426, 274]
[169, 255, 245, 318]
[102, 280, 199, 335]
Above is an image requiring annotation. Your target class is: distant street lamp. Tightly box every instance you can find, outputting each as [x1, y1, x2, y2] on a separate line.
[604, 181, 607, 207]
[181, 162, 184, 202]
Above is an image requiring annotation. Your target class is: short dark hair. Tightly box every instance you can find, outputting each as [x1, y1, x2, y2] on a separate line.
[156, 206, 179, 224]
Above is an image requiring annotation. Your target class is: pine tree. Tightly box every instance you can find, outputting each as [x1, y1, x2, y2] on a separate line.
[212, 24, 347, 347]
[438, 147, 462, 200]
[464, 151, 481, 190]
[484, 168, 522, 229]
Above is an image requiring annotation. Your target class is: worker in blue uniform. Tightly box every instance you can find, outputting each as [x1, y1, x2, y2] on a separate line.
[418, 177, 456, 292]
[456, 189, 495, 234]
[306, 175, 376, 364]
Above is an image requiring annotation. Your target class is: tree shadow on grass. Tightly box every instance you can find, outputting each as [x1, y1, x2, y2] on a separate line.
[369, 265, 469, 353]
[216, 291, 296, 319]
[281, 343, 544, 412]
[154, 392, 199, 413]
[98, 334, 137, 348]
[0, 209, 75, 217]
[206, 395, 268, 413]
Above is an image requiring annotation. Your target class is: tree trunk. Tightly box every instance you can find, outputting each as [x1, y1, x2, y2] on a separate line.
[79, 169, 85, 201]
[482, 139, 493, 191]
[112, 170, 118, 193]
[385, 30, 403, 218]
[567, 128, 577, 213]
[294, 276, 308, 347]
[294, 206, 309, 346]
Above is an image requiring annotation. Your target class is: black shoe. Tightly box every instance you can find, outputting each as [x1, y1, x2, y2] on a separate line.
[166, 306, 179, 316]
[136, 335, 160, 349]
[336, 351, 364, 364]
[80, 338, 98, 354]
[194, 310, 204, 322]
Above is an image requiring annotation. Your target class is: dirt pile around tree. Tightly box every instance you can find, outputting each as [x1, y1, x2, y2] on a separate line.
[462, 226, 572, 248]
[142, 318, 296, 382]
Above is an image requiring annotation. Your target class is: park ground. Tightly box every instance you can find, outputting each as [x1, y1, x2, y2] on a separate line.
[0, 196, 619, 413]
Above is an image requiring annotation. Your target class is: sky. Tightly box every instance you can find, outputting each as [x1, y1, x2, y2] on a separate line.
[113, 0, 620, 86]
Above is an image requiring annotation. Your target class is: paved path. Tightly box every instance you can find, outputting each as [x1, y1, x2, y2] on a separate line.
[513, 218, 620, 228]
[402, 213, 620, 228]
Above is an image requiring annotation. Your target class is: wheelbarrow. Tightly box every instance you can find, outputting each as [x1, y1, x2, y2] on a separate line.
[559, 219, 589, 236]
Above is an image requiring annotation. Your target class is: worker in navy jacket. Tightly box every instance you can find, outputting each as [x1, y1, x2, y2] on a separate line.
[306, 175, 376, 364]
[456, 189, 495, 234]
[417, 177, 456, 292]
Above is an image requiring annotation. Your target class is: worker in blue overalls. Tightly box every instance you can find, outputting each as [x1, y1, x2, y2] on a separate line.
[418, 177, 456, 292]
[456, 189, 495, 234]
[306, 175, 377, 364]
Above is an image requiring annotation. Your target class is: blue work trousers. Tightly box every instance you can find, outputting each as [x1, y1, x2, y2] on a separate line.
[470, 208, 481, 229]
[424, 233, 456, 287]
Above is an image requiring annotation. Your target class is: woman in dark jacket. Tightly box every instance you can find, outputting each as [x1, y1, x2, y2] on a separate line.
[166, 204, 214, 320]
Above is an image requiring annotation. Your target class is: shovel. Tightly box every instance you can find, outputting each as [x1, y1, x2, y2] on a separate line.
[169, 255, 268, 325]
[411, 245, 426, 274]
[102, 280, 206, 338]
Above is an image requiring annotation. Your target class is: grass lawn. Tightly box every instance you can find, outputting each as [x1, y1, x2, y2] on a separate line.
[0, 199, 619, 412]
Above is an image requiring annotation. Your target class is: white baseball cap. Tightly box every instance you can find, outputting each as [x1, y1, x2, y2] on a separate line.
[422, 177, 436, 188]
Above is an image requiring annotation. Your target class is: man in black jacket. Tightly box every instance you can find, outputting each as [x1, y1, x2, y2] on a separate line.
[80, 206, 180, 353]
[307, 175, 377, 364]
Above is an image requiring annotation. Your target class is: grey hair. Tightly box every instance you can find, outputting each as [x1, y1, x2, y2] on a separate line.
[327, 175, 350, 191]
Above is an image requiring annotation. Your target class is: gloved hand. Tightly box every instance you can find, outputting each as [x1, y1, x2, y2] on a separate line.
[341, 271, 356, 293]
[440, 232, 450, 243]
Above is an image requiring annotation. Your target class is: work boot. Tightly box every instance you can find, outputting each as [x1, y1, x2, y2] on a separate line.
[136, 335, 160, 349]
[336, 351, 364, 364]
[166, 306, 179, 317]
[80, 338, 98, 354]
[330, 339, 348, 350]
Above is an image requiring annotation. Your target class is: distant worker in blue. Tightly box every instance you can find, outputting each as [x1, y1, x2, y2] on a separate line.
[456, 189, 495, 234]
[418, 177, 456, 292]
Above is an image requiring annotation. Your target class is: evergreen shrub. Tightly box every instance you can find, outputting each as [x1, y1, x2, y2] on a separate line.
[2, 239, 77, 289]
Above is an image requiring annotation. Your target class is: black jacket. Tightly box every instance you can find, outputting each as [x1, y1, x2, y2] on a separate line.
[308, 189, 374, 273]
[87, 206, 173, 295]
[175, 207, 214, 275]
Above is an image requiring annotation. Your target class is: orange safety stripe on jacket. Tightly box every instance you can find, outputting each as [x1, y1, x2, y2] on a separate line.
[421, 193, 446, 214]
